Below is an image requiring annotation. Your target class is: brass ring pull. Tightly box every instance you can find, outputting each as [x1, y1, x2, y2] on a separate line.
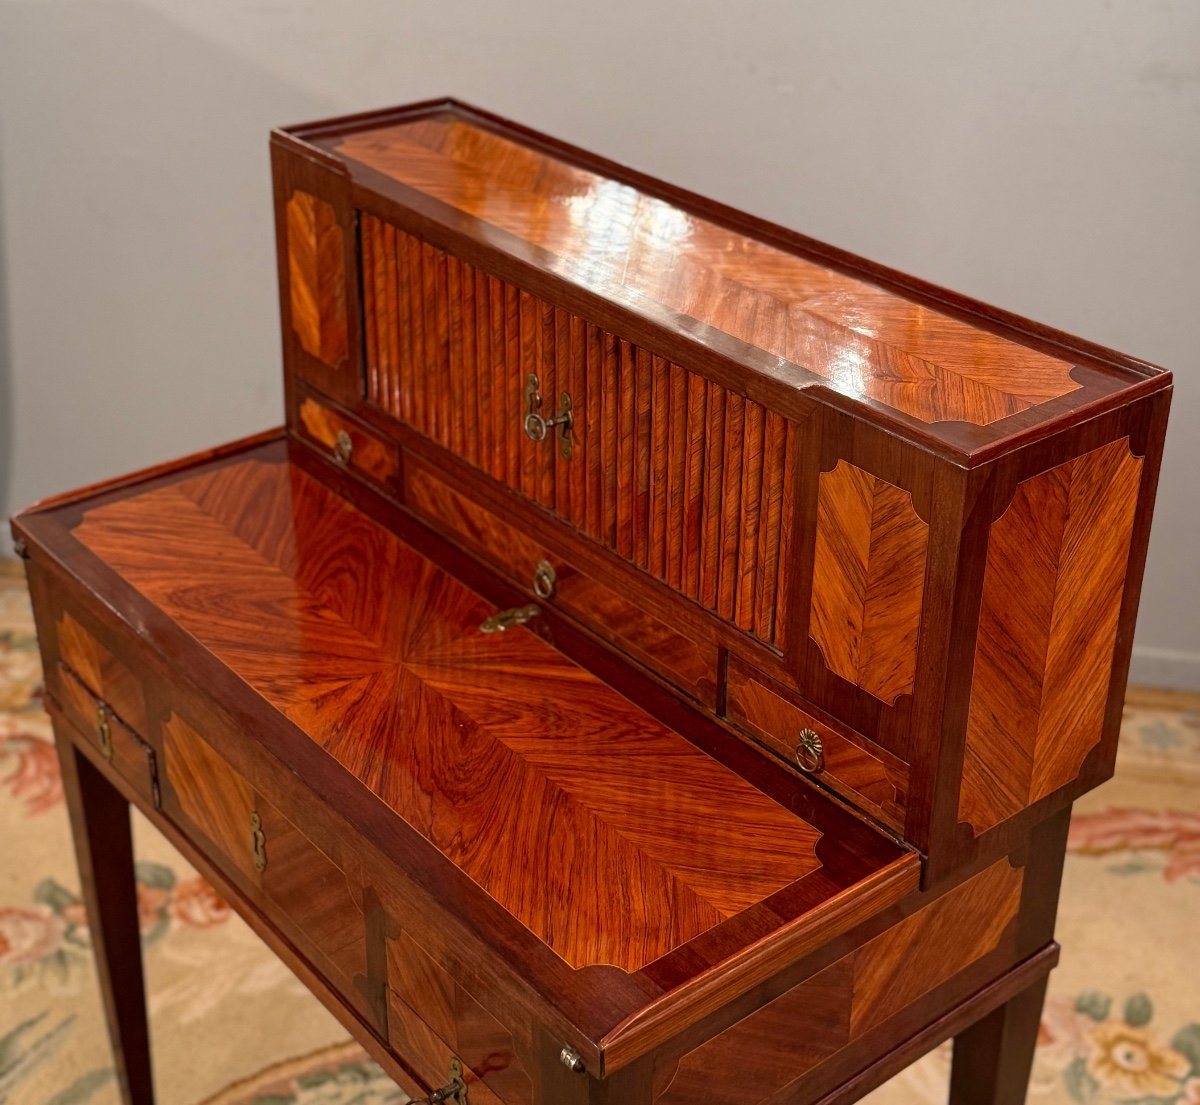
[533, 560, 557, 600]
[794, 728, 825, 774]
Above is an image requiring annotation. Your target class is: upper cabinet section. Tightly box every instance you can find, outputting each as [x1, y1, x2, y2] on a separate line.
[278, 98, 1166, 461]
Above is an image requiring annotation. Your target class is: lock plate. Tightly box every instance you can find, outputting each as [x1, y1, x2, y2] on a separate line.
[523, 373, 573, 459]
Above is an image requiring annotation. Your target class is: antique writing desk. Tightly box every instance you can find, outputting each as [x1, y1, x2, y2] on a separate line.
[12, 99, 1171, 1105]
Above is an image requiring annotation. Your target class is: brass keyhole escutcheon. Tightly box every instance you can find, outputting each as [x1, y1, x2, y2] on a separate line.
[96, 704, 113, 763]
[413, 1057, 469, 1103]
[250, 811, 267, 872]
[333, 430, 353, 466]
[523, 373, 573, 459]
[794, 728, 825, 774]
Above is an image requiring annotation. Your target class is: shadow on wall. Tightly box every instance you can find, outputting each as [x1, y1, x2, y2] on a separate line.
[0, 1, 340, 526]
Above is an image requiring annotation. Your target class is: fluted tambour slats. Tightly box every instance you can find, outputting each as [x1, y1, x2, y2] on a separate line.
[362, 215, 797, 646]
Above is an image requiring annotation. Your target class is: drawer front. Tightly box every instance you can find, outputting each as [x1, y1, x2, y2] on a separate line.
[159, 711, 370, 1015]
[56, 610, 148, 736]
[387, 927, 528, 1105]
[725, 657, 909, 831]
[404, 454, 719, 706]
[56, 665, 159, 809]
[359, 215, 798, 651]
[297, 394, 400, 491]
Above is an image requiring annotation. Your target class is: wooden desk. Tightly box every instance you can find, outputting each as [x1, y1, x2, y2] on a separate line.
[11, 98, 1170, 1105]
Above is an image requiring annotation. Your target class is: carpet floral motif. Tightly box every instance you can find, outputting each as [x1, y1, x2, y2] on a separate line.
[0, 558, 1196, 1105]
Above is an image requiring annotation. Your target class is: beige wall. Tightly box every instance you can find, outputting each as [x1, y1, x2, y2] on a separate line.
[0, 0, 1196, 685]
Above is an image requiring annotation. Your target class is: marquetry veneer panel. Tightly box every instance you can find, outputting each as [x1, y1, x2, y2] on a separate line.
[725, 657, 909, 831]
[809, 461, 929, 704]
[339, 116, 1082, 427]
[361, 215, 797, 645]
[388, 928, 532, 1105]
[56, 610, 148, 735]
[163, 713, 255, 865]
[654, 858, 1023, 1105]
[286, 190, 349, 370]
[297, 395, 399, 488]
[73, 457, 827, 973]
[959, 438, 1144, 835]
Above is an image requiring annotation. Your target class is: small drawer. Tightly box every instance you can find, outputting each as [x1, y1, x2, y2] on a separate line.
[159, 711, 370, 1018]
[56, 610, 148, 736]
[297, 395, 400, 490]
[725, 657, 909, 832]
[404, 456, 718, 707]
[386, 927, 530, 1105]
[56, 665, 159, 809]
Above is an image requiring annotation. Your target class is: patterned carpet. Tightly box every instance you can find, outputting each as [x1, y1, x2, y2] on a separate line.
[2, 556, 1198, 1105]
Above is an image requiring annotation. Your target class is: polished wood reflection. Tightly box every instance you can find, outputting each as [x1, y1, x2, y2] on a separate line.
[361, 216, 797, 645]
[335, 115, 1081, 428]
[71, 456, 827, 972]
[810, 461, 928, 705]
[652, 858, 1024, 1105]
[959, 438, 1143, 834]
[286, 190, 348, 370]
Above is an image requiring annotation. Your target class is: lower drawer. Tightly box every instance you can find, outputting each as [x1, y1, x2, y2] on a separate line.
[55, 664, 159, 810]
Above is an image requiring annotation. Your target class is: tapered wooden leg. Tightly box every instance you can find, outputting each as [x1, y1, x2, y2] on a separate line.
[55, 728, 155, 1105]
[948, 974, 1048, 1105]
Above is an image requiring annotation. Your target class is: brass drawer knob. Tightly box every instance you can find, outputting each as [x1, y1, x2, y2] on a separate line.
[794, 728, 825, 774]
[333, 429, 353, 466]
[523, 373, 573, 459]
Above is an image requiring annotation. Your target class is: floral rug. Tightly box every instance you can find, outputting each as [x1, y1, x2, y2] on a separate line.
[2, 556, 1198, 1105]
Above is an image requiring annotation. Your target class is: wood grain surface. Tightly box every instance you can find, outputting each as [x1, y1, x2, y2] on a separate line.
[286, 190, 348, 370]
[403, 456, 719, 705]
[297, 396, 399, 487]
[388, 927, 533, 1105]
[56, 610, 148, 736]
[70, 456, 830, 973]
[653, 857, 1023, 1105]
[361, 215, 796, 645]
[162, 712, 256, 869]
[724, 657, 909, 831]
[809, 461, 928, 704]
[959, 438, 1144, 834]
[338, 115, 1082, 428]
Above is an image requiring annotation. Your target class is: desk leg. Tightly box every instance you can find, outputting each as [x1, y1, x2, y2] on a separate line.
[948, 973, 1048, 1105]
[56, 730, 155, 1105]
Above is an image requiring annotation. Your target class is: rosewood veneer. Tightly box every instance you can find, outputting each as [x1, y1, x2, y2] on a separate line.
[12, 98, 1171, 1105]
